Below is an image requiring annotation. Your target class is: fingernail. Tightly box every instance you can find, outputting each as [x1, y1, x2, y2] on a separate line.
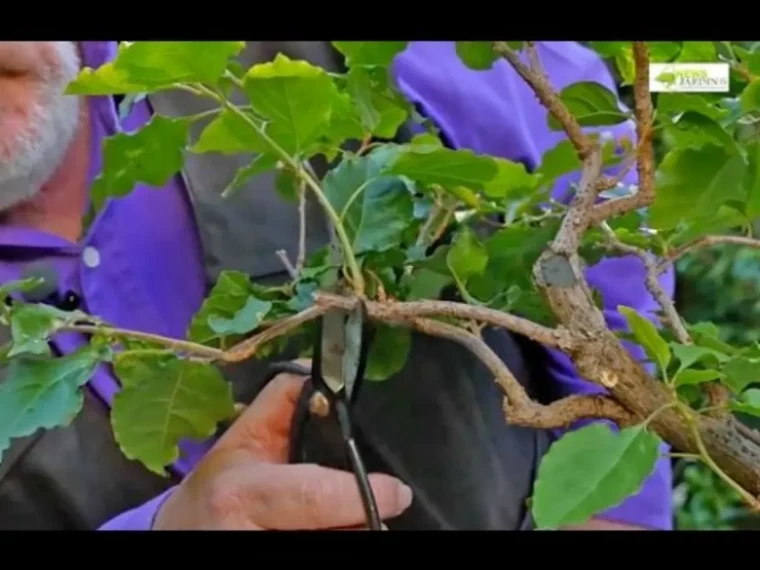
[397, 483, 413, 510]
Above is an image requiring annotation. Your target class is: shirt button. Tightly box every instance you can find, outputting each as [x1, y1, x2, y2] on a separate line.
[83, 246, 101, 269]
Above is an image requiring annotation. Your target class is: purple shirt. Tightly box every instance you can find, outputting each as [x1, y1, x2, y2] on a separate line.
[0, 41, 672, 531]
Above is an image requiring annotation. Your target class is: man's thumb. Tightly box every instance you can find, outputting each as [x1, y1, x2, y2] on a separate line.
[216, 370, 308, 463]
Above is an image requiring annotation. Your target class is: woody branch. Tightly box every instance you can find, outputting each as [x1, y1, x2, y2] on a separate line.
[493, 40, 760, 502]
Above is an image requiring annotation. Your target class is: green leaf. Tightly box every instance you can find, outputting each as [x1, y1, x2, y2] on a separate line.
[0, 278, 46, 299]
[188, 271, 284, 347]
[207, 296, 272, 336]
[689, 322, 738, 357]
[587, 41, 630, 58]
[274, 167, 299, 202]
[66, 62, 148, 95]
[387, 146, 498, 191]
[243, 54, 338, 154]
[455, 42, 498, 70]
[744, 142, 760, 218]
[663, 112, 740, 154]
[324, 89, 365, 145]
[91, 115, 191, 211]
[469, 219, 559, 305]
[650, 146, 748, 231]
[676, 42, 717, 62]
[446, 227, 488, 284]
[0, 346, 106, 460]
[721, 357, 760, 394]
[657, 93, 728, 121]
[365, 324, 411, 381]
[671, 342, 729, 372]
[729, 389, 760, 417]
[332, 42, 408, 67]
[740, 79, 760, 113]
[674, 369, 725, 386]
[482, 158, 541, 199]
[8, 304, 80, 357]
[111, 354, 235, 475]
[607, 42, 681, 84]
[345, 67, 408, 139]
[618, 306, 671, 372]
[67, 41, 245, 94]
[323, 150, 414, 255]
[191, 110, 268, 155]
[536, 140, 581, 185]
[532, 423, 662, 529]
[402, 268, 453, 301]
[549, 81, 628, 130]
[221, 153, 280, 198]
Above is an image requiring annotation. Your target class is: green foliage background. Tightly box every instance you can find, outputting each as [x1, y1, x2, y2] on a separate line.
[673, 245, 760, 529]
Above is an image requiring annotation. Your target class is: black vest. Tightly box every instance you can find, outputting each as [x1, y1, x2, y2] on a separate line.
[0, 42, 552, 530]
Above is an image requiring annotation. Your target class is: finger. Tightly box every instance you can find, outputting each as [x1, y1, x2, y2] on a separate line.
[217, 372, 307, 462]
[243, 463, 413, 530]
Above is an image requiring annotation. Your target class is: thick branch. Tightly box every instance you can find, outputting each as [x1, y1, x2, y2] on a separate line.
[590, 42, 656, 222]
[315, 292, 577, 352]
[597, 225, 737, 410]
[399, 315, 532, 408]
[549, 151, 604, 254]
[391, 315, 630, 429]
[494, 40, 760, 499]
[508, 394, 635, 429]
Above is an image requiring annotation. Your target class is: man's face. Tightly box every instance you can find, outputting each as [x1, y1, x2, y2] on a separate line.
[0, 42, 81, 211]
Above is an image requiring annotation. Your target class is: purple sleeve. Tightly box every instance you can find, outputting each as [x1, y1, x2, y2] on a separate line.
[97, 486, 177, 530]
[392, 41, 673, 530]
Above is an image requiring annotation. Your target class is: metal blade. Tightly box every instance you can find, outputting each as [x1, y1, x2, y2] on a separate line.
[342, 306, 364, 400]
[319, 215, 348, 394]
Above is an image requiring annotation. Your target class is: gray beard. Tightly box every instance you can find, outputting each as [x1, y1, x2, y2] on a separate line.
[0, 42, 82, 213]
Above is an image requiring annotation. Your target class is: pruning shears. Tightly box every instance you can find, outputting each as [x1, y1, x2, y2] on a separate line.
[309, 297, 381, 530]
[306, 211, 381, 529]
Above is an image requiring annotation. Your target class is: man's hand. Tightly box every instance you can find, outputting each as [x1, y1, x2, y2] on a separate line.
[153, 370, 413, 530]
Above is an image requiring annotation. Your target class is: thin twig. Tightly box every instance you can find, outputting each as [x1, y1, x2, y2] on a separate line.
[222, 304, 327, 363]
[191, 83, 365, 295]
[314, 292, 577, 351]
[63, 325, 224, 360]
[596, 151, 637, 192]
[275, 250, 298, 280]
[658, 235, 760, 272]
[296, 181, 307, 272]
[599, 224, 732, 411]
[494, 42, 593, 159]
[599, 223, 690, 344]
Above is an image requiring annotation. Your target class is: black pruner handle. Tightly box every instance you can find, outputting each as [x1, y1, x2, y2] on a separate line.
[334, 398, 382, 530]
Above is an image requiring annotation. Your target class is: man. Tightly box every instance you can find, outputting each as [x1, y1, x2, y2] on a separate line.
[0, 40, 673, 530]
